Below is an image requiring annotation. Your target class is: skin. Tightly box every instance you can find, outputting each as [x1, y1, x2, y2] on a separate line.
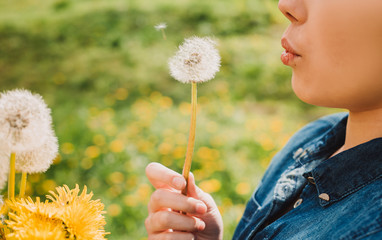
[145, 163, 223, 240]
[279, 0, 382, 153]
[146, 0, 382, 239]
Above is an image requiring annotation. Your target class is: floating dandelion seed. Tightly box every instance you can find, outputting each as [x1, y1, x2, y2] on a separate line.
[154, 22, 167, 31]
[0, 89, 52, 152]
[154, 22, 167, 40]
[168, 36, 221, 196]
[169, 36, 221, 84]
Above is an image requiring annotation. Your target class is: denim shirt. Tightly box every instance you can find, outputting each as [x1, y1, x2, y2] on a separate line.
[233, 113, 382, 240]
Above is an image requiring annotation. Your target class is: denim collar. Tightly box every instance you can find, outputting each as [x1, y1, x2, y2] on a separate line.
[293, 115, 347, 166]
[288, 114, 382, 207]
[294, 115, 382, 207]
[306, 137, 382, 207]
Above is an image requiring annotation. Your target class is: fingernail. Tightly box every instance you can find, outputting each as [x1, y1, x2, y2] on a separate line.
[197, 220, 206, 231]
[196, 202, 207, 214]
[173, 177, 185, 189]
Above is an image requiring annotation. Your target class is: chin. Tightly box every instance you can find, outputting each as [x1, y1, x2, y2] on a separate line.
[291, 74, 337, 108]
[291, 73, 313, 103]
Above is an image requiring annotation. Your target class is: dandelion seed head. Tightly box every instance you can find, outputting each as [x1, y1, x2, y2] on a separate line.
[184, 53, 202, 67]
[154, 22, 167, 31]
[0, 89, 53, 152]
[15, 130, 59, 174]
[169, 36, 221, 83]
[0, 150, 9, 190]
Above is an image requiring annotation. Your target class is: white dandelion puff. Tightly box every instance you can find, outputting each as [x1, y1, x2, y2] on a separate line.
[0, 194, 4, 223]
[154, 22, 167, 31]
[15, 130, 58, 174]
[0, 89, 53, 153]
[0, 151, 10, 191]
[168, 36, 221, 83]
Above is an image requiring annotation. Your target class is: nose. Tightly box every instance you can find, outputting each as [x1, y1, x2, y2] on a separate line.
[278, 0, 307, 23]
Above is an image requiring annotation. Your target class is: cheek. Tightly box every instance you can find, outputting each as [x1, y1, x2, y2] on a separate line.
[293, 0, 382, 109]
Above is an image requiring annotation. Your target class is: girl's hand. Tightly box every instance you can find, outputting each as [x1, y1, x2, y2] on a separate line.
[145, 162, 223, 240]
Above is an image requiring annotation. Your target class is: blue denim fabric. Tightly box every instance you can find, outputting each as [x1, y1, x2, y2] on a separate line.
[233, 113, 382, 240]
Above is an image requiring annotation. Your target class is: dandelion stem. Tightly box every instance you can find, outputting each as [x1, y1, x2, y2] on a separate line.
[19, 172, 27, 198]
[161, 29, 167, 40]
[8, 153, 16, 200]
[182, 82, 197, 196]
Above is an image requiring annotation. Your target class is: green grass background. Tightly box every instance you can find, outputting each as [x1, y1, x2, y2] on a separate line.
[0, 0, 340, 239]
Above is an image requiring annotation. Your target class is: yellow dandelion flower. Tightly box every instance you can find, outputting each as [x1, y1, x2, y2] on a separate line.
[5, 198, 66, 240]
[4, 185, 109, 240]
[0, 221, 10, 240]
[47, 185, 109, 239]
[6, 211, 66, 240]
[7, 197, 60, 219]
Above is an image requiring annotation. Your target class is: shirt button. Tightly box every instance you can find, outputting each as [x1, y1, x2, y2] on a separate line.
[319, 193, 330, 201]
[293, 198, 303, 208]
[307, 177, 316, 185]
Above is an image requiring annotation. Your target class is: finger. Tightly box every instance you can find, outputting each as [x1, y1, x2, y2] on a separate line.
[187, 172, 214, 212]
[187, 172, 202, 198]
[148, 188, 207, 214]
[147, 210, 205, 233]
[148, 231, 195, 240]
[146, 162, 186, 190]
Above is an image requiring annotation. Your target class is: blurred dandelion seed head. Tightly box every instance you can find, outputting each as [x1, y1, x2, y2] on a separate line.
[15, 131, 59, 174]
[7, 113, 29, 130]
[0, 151, 9, 191]
[169, 36, 221, 83]
[0, 89, 53, 152]
[185, 53, 202, 67]
[154, 22, 167, 31]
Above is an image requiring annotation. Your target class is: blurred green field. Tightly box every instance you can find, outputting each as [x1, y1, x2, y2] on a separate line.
[0, 0, 340, 239]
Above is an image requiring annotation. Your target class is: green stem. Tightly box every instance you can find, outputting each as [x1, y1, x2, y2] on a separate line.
[182, 82, 197, 196]
[8, 153, 16, 200]
[19, 172, 27, 198]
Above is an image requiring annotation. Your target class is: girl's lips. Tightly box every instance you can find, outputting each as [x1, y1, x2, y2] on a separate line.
[281, 38, 301, 66]
[281, 50, 301, 66]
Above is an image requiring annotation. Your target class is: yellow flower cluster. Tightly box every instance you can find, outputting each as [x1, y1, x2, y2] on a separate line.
[3, 185, 108, 240]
